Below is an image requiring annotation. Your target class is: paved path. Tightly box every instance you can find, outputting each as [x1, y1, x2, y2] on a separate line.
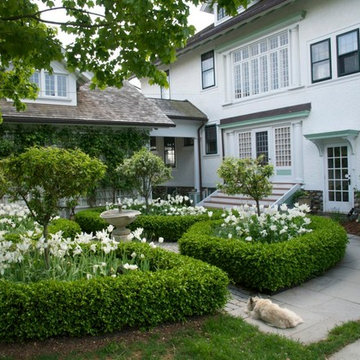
[158, 234, 360, 346]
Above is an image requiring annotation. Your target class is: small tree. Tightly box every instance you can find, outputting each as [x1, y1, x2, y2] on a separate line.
[118, 148, 172, 213]
[1, 147, 106, 267]
[217, 157, 274, 216]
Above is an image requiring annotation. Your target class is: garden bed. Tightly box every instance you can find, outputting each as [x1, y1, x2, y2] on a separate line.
[179, 216, 348, 293]
[0, 242, 228, 342]
[74, 207, 222, 242]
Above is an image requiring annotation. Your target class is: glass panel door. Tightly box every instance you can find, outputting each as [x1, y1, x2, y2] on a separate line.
[255, 130, 269, 163]
[326, 145, 352, 212]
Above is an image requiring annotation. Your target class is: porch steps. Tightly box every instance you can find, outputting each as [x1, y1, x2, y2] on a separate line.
[199, 182, 301, 210]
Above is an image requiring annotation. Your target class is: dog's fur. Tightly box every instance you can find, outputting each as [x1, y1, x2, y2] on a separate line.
[247, 297, 303, 329]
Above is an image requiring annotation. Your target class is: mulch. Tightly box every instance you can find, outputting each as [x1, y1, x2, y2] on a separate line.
[342, 220, 360, 236]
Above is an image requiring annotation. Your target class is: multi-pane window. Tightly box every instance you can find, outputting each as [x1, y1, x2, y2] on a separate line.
[29, 71, 40, 87]
[45, 73, 67, 97]
[238, 132, 252, 159]
[275, 127, 291, 167]
[205, 125, 217, 154]
[337, 30, 360, 77]
[255, 131, 269, 164]
[160, 70, 170, 99]
[311, 39, 331, 83]
[327, 146, 349, 202]
[233, 31, 289, 99]
[164, 137, 176, 167]
[217, 7, 227, 21]
[201, 51, 215, 89]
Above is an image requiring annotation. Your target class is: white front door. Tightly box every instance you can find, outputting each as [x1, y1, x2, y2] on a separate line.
[325, 145, 353, 213]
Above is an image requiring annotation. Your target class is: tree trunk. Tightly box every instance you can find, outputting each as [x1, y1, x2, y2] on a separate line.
[43, 223, 50, 269]
[255, 199, 261, 216]
[112, 187, 116, 204]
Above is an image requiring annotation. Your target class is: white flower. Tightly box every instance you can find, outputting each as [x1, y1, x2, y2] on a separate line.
[270, 225, 277, 231]
[158, 237, 164, 243]
[149, 242, 156, 248]
[123, 263, 138, 270]
[86, 273, 92, 280]
[131, 251, 137, 258]
[245, 236, 252, 241]
[140, 254, 145, 259]
[90, 244, 97, 253]
[208, 211, 213, 218]
[107, 225, 114, 233]
[111, 274, 117, 278]
[141, 238, 147, 243]
[228, 233, 233, 239]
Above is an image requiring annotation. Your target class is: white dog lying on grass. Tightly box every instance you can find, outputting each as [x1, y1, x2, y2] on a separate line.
[247, 296, 303, 329]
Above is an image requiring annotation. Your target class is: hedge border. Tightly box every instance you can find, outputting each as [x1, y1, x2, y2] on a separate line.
[179, 216, 348, 293]
[74, 208, 223, 242]
[0, 243, 228, 342]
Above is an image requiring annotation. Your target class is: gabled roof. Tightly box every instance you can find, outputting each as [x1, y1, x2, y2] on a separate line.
[180, 0, 294, 55]
[149, 98, 208, 121]
[1, 82, 175, 128]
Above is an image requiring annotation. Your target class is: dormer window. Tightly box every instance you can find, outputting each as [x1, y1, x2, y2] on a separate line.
[217, 7, 227, 21]
[45, 73, 67, 97]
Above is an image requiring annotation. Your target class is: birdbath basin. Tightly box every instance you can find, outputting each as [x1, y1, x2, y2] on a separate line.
[100, 207, 141, 242]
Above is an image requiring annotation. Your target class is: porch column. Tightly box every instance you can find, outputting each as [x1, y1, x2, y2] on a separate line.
[193, 137, 200, 192]
[293, 121, 304, 183]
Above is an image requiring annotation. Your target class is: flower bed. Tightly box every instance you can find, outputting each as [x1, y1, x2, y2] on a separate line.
[74, 197, 222, 242]
[0, 241, 228, 341]
[179, 215, 348, 293]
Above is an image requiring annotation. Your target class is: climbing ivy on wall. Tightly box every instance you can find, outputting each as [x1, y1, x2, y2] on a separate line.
[0, 124, 150, 201]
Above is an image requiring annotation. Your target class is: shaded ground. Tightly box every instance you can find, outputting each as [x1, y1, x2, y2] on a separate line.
[0, 317, 207, 360]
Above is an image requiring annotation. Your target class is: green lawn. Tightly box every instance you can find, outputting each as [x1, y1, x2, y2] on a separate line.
[2, 314, 360, 360]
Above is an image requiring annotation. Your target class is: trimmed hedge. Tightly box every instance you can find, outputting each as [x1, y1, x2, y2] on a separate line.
[74, 208, 223, 242]
[74, 207, 107, 233]
[179, 216, 348, 293]
[0, 243, 229, 341]
[48, 218, 82, 239]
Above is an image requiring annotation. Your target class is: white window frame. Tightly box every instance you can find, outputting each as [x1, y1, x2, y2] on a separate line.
[231, 30, 291, 101]
[42, 72, 68, 98]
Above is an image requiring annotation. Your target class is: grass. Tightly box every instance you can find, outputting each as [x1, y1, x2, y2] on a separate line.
[2, 314, 360, 360]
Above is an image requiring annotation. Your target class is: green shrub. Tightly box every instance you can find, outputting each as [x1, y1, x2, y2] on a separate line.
[3, 233, 22, 243]
[75, 208, 223, 242]
[74, 207, 107, 233]
[129, 211, 223, 242]
[0, 243, 228, 341]
[48, 218, 81, 239]
[179, 216, 348, 293]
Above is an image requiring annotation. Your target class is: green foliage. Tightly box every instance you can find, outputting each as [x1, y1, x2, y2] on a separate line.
[48, 218, 81, 239]
[74, 208, 107, 233]
[0, 0, 251, 118]
[179, 216, 348, 292]
[0, 243, 229, 341]
[0, 124, 149, 201]
[1, 147, 106, 228]
[1, 147, 106, 266]
[217, 157, 274, 215]
[130, 211, 223, 242]
[118, 148, 172, 212]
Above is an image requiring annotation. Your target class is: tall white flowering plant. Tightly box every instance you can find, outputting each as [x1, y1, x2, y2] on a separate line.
[217, 203, 312, 244]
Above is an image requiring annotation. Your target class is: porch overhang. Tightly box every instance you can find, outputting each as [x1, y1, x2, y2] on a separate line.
[219, 103, 311, 130]
[304, 130, 360, 156]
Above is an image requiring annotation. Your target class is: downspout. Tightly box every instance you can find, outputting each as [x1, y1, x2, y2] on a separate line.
[198, 123, 205, 200]
[221, 128, 225, 159]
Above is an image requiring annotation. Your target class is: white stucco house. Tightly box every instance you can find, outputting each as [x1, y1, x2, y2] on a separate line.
[140, 0, 360, 213]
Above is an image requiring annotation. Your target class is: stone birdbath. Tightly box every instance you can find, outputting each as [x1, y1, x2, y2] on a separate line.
[100, 203, 141, 242]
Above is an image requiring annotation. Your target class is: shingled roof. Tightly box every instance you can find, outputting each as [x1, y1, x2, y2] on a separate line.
[148, 98, 208, 121]
[1, 82, 175, 128]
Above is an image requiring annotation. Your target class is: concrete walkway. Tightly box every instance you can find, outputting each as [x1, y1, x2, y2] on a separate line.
[158, 234, 360, 346]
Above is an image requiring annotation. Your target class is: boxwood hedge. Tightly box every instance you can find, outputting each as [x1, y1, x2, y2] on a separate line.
[74, 208, 223, 242]
[179, 216, 348, 293]
[0, 243, 228, 341]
